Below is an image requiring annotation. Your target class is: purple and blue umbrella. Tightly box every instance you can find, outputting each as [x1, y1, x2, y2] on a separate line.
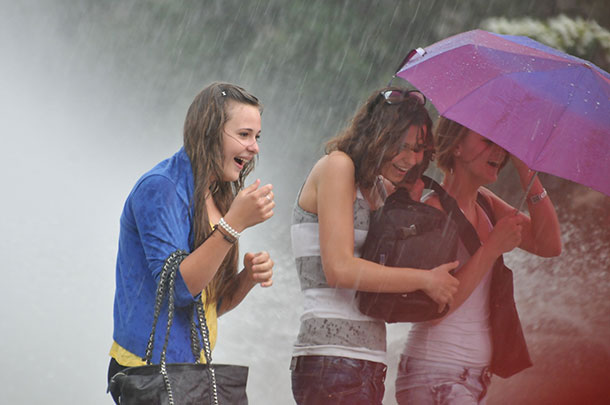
[396, 29, 610, 197]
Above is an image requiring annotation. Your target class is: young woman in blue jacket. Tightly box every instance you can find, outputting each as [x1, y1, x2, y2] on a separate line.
[107, 82, 275, 403]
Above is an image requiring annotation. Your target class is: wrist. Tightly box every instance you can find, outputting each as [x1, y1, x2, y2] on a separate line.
[481, 241, 503, 262]
[419, 270, 432, 293]
[214, 224, 237, 244]
[240, 267, 258, 288]
[222, 214, 245, 233]
[219, 217, 242, 239]
[528, 188, 547, 205]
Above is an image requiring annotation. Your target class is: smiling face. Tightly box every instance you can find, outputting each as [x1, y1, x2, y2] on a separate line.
[221, 101, 262, 182]
[380, 125, 426, 185]
[455, 130, 507, 184]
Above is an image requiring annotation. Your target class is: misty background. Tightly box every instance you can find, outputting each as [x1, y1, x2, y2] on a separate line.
[1, 1, 608, 404]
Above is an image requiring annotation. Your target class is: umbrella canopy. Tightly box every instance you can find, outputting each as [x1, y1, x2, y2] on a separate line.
[396, 29, 610, 196]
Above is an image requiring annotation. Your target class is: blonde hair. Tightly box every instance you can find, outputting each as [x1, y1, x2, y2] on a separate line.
[434, 116, 471, 174]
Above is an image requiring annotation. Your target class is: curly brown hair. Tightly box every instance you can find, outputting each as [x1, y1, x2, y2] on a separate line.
[325, 86, 433, 189]
[183, 82, 262, 303]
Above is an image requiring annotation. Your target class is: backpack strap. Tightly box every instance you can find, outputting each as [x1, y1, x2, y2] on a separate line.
[421, 175, 486, 256]
[476, 191, 496, 225]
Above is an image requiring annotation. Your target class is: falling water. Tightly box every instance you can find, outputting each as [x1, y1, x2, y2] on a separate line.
[1, 1, 608, 404]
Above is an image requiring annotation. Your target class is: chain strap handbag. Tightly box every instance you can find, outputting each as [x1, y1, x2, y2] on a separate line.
[108, 250, 249, 404]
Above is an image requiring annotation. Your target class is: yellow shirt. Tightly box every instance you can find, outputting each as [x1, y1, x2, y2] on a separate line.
[109, 291, 218, 366]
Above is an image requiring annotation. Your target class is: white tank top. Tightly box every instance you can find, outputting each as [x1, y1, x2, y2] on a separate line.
[403, 211, 494, 368]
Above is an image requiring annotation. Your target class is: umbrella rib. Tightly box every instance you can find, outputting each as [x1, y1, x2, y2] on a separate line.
[526, 64, 592, 169]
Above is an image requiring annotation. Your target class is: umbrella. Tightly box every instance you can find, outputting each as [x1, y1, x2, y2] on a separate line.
[395, 29, 610, 197]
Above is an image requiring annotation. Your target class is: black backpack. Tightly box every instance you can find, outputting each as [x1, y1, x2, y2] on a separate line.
[356, 176, 459, 323]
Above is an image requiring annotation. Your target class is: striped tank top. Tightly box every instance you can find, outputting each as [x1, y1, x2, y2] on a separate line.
[290, 187, 387, 364]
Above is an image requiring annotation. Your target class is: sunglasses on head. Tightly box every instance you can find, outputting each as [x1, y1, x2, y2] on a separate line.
[380, 89, 426, 106]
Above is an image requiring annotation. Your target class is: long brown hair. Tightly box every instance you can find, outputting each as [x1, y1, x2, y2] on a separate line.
[183, 82, 262, 302]
[325, 86, 433, 189]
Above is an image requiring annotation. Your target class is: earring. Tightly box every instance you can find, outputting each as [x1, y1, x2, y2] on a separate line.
[454, 150, 461, 156]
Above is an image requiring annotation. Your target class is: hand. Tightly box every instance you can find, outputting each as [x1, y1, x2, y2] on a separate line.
[485, 214, 524, 257]
[423, 261, 460, 313]
[509, 154, 535, 181]
[224, 179, 275, 232]
[244, 251, 274, 287]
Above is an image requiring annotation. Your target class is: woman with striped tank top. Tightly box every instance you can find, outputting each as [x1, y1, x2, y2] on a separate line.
[290, 87, 460, 405]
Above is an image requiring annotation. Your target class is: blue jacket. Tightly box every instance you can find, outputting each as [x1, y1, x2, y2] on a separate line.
[112, 148, 202, 363]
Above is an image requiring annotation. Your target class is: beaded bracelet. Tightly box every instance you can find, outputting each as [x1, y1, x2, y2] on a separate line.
[219, 217, 241, 239]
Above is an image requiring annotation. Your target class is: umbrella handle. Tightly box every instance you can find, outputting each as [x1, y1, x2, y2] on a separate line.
[516, 171, 539, 213]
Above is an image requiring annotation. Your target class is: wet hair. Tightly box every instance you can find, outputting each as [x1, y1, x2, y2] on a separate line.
[325, 86, 433, 189]
[183, 82, 262, 302]
[435, 116, 508, 174]
[434, 116, 471, 173]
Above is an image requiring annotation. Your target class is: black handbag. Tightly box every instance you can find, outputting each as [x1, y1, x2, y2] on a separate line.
[108, 250, 249, 404]
[356, 176, 459, 323]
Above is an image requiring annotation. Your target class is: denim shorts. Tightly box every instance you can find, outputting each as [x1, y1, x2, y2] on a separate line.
[395, 356, 492, 405]
[290, 355, 387, 405]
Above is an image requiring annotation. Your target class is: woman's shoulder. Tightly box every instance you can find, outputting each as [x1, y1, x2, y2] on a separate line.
[309, 151, 355, 180]
[477, 186, 502, 209]
[477, 186, 514, 220]
[133, 172, 177, 196]
[324, 150, 354, 167]
[127, 173, 187, 215]
[301, 151, 357, 209]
